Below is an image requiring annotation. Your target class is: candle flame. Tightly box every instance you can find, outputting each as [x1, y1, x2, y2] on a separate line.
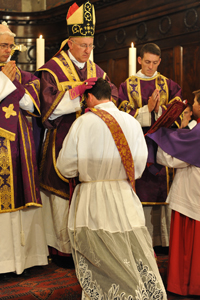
[39, 35, 43, 39]
[131, 42, 134, 48]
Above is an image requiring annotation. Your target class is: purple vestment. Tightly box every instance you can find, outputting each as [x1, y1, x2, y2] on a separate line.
[36, 51, 118, 199]
[0, 67, 41, 212]
[118, 73, 182, 203]
[147, 123, 200, 168]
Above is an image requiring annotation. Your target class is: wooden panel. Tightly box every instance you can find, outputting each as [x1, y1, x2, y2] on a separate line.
[182, 43, 200, 103]
[97, 57, 128, 88]
[0, 0, 200, 101]
[0, 0, 21, 11]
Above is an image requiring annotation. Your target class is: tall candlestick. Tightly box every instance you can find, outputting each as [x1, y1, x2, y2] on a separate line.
[89, 49, 94, 62]
[36, 35, 45, 70]
[129, 42, 137, 77]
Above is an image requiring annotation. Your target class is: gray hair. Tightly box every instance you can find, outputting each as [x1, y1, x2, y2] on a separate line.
[0, 21, 16, 37]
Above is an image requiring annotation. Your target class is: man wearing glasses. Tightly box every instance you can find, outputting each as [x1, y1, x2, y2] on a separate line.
[0, 22, 48, 277]
[35, 1, 118, 268]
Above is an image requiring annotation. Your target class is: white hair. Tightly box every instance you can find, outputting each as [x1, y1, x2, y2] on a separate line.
[0, 21, 16, 37]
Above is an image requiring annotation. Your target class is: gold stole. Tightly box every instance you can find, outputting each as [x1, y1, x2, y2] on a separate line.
[89, 108, 136, 192]
[41, 51, 98, 123]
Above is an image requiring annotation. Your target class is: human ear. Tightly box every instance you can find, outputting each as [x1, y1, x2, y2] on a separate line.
[138, 56, 142, 65]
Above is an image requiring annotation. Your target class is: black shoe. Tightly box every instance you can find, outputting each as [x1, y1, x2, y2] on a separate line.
[0, 273, 11, 281]
[21, 269, 31, 277]
[53, 255, 75, 269]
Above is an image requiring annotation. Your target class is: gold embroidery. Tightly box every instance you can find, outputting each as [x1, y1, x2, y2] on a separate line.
[156, 75, 169, 106]
[0, 138, 14, 211]
[87, 59, 96, 79]
[0, 128, 15, 141]
[2, 104, 17, 119]
[53, 52, 80, 83]
[127, 76, 142, 109]
[90, 108, 135, 191]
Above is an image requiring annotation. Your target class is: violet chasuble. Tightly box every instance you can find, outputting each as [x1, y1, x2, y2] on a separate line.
[0, 66, 41, 213]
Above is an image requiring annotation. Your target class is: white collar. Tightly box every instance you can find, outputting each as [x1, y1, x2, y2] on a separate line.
[94, 101, 117, 110]
[68, 50, 85, 69]
[136, 69, 157, 79]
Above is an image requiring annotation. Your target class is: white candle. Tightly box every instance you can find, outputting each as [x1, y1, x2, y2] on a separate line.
[36, 35, 45, 69]
[89, 49, 93, 62]
[129, 42, 136, 77]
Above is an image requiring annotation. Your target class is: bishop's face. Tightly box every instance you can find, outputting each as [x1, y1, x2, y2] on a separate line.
[138, 52, 161, 77]
[68, 37, 94, 63]
[0, 34, 14, 63]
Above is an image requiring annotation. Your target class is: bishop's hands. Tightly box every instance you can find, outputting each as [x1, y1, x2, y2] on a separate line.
[69, 77, 98, 100]
[148, 89, 160, 113]
[2, 61, 16, 82]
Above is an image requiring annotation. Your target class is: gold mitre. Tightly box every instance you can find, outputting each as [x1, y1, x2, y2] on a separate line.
[66, 1, 95, 37]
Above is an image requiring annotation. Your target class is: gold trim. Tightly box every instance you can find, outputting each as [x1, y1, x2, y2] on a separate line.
[86, 59, 97, 78]
[19, 112, 37, 203]
[156, 75, 169, 106]
[127, 76, 142, 109]
[52, 128, 69, 183]
[58, 51, 80, 81]
[0, 138, 15, 211]
[174, 120, 180, 128]
[168, 96, 182, 105]
[0, 127, 15, 141]
[42, 91, 65, 124]
[40, 183, 69, 199]
[24, 88, 41, 116]
[0, 203, 42, 214]
[38, 68, 63, 91]
[142, 202, 169, 205]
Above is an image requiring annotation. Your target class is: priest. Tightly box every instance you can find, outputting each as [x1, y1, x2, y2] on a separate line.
[0, 22, 48, 277]
[35, 1, 118, 267]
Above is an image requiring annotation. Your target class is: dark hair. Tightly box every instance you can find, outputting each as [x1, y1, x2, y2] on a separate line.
[186, 103, 194, 120]
[85, 77, 111, 100]
[187, 103, 193, 111]
[140, 43, 161, 58]
[193, 89, 200, 104]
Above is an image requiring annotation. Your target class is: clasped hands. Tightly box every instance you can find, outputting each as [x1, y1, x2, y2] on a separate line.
[148, 89, 160, 113]
[2, 61, 16, 82]
[69, 77, 98, 100]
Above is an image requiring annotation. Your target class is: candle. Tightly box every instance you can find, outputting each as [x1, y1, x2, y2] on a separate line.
[36, 35, 45, 69]
[129, 42, 137, 77]
[89, 49, 93, 62]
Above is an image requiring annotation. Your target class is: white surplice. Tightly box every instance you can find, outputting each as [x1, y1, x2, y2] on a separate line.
[157, 146, 200, 221]
[57, 102, 167, 300]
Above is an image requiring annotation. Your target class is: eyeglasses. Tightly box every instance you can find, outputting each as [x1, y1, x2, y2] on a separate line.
[0, 43, 15, 50]
[70, 40, 95, 49]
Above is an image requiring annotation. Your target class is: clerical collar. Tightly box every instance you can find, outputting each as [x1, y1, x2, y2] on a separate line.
[68, 50, 85, 70]
[197, 118, 200, 124]
[136, 70, 157, 79]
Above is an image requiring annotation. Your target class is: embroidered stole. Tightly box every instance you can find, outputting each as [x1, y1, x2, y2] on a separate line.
[89, 108, 136, 192]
